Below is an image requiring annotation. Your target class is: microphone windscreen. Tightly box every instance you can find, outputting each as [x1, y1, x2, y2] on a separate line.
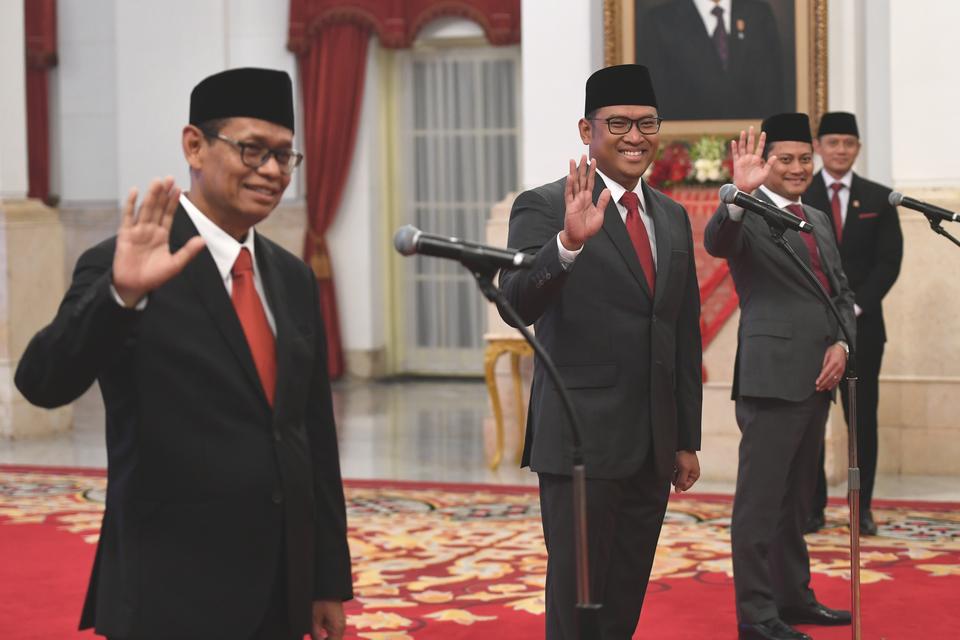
[888, 191, 904, 206]
[719, 183, 739, 205]
[393, 225, 420, 255]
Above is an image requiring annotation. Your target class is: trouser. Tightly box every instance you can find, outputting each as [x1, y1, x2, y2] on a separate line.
[538, 452, 670, 639]
[732, 392, 829, 624]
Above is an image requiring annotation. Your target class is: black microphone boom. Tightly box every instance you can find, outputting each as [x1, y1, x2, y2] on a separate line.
[718, 184, 814, 233]
[393, 225, 534, 271]
[889, 191, 960, 223]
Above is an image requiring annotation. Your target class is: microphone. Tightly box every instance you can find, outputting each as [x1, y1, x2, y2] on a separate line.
[719, 184, 814, 233]
[889, 191, 960, 223]
[393, 225, 534, 270]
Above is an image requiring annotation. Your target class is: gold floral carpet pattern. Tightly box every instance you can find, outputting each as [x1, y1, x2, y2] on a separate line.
[1, 467, 959, 639]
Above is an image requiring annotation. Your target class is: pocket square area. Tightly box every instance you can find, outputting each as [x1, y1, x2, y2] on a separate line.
[858, 212, 879, 219]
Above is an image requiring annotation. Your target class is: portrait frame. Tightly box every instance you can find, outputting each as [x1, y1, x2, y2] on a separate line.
[604, 0, 828, 138]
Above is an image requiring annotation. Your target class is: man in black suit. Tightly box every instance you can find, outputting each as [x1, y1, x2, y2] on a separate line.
[497, 64, 703, 639]
[16, 68, 353, 640]
[637, 0, 788, 120]
[803, 112, 903, 536]
[704, 115, 855, 640]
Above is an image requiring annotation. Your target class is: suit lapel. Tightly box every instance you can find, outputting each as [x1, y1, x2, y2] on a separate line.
[643, 183, 672, 308]
[597, 177, 653, 299]
[844, 174, 864, 242]
[755, 190, 812, 267]
[170, 208, 269, 408]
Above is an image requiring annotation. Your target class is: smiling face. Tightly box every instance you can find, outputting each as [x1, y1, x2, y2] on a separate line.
[814, 133, 861, 179]
[764, 140, 814, 200]
[578, 104, 660, 191]
[183, 116, 293, 240]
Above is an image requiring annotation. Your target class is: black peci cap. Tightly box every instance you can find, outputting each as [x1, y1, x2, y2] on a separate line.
[189, 67, 295, 132]
[817, 111, 859, 138]
[584, 64, 658, 116]
[761, 112, 812, 145]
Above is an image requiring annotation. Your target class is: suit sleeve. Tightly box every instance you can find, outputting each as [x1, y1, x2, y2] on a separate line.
[703, 203, 749, 258]
[675, 211, 703, 451]
[496, 188, 572, 327]
[305, 271, 354, 601]
[855, 201, 903, 314]
[819, 226, 858, 346]
[15, 239, 141, 408]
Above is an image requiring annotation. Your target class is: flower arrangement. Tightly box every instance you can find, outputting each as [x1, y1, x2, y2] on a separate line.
[645, 136, 733, 189]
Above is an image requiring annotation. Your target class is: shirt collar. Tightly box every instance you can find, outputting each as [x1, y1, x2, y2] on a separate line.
[695, 0, 732, 32]
[758, 184, 803, 209]
[179, 193, 257, 282]
[821, 169, 853, 191]
[595, 167, 648, 213]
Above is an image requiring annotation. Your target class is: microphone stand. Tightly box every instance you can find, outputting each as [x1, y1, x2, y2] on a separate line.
[467, 260, 602, 640]
[920, 212, 960, 248]
[761, 219, 862, 640]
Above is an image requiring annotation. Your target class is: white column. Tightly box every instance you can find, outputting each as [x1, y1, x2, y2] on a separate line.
[520, 0, 603, 188]
[0, 0, 28, 199]
[0, 0, 71, 438]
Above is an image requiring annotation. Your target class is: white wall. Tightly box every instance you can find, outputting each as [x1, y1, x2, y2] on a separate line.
[888, 0, 960, 188]
[520, 0, 605, 188]
[0, 0, 28, 199]
[327, 40, 384, 353]
[55, 0, 302, 205]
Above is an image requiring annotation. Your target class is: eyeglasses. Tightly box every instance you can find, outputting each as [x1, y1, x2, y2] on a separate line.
[205, 131, 304, 175]
[591, 116, 663, 136]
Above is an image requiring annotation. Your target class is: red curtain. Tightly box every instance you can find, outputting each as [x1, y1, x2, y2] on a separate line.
[24, 0, 57, 204]
[289, 1, 520, 379]
[298, 24, 371, 379]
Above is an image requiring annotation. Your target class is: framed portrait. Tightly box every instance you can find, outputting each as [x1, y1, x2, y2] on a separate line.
[604, 0, 827, 138]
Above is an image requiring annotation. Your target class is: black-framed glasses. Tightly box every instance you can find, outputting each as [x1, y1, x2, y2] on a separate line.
[591, 116, 663, 135]
[205, 131, 304, 175]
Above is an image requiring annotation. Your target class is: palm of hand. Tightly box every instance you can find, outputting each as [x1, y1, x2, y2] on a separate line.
[565, 190, 605, 245]
[734, 154, 770, 193]
[111, 177, 206, 306]
[113, 222, 179, 293]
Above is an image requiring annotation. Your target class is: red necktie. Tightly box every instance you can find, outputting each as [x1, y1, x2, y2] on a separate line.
[829, 182, 844, 242]
[786, 204, 833, 296]
[231, 248, 276, 406]
[620, 191, 656, 294]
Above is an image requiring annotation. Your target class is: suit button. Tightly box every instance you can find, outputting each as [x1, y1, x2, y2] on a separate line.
[273, 430, 282, 442]
[272, 490, 283, 504]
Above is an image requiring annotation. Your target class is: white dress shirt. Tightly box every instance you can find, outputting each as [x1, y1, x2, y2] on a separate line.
[557, 169, 657, 268]
[695, 0, 732, 35]
[180, 193, 276, 335]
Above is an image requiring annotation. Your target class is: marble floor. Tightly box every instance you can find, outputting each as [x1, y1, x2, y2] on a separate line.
[2, 379, 958, 502]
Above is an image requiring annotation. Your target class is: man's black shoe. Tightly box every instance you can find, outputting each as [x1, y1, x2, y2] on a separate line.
[803, 512, 825, 534]
[781, 602, 852, 626]
[738, 618, 811, 640]
[860, 510, 878, 536]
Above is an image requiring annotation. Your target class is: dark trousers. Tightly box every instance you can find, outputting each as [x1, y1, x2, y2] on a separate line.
[538, 455, 670, 640]
[813, 341, 883, 515]
[732, 393, 829, 624]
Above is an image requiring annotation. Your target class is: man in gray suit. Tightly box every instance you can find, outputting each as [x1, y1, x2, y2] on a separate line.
[497, 64, 703, 639]
[704, 114, 855, 640]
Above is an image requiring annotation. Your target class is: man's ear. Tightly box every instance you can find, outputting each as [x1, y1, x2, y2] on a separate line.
[182, 125, 205, 170]
[578, 118, 592, 145]
[812, 138, 822, 155]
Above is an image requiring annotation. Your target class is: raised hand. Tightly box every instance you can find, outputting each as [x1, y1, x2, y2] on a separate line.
[560, 156, 610, 251]
[112, 177, 206, 307]
[731, 126, 776, 194]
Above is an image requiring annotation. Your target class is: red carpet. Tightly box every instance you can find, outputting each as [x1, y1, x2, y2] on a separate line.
[2, 465, 959, 639]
